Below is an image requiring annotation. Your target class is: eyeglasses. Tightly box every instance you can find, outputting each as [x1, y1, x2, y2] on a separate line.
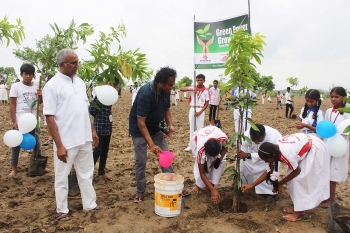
[64, 61, 80, 67]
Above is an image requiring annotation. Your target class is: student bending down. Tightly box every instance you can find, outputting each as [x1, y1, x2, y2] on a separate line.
[242, 133, 330, 222]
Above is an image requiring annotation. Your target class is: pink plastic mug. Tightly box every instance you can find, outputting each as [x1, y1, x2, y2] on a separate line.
[159, 150, 174, 168]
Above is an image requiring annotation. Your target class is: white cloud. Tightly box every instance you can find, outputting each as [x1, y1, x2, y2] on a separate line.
[0, 0, 349, 90]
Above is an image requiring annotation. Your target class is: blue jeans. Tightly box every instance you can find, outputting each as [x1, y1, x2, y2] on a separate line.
[132, 131, 174, 194]
[11, 130, 42, 165]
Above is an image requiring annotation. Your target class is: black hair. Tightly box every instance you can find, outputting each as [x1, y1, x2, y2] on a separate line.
[154, 67, 177, 84]
[213, 80, 218, 83]
[20, 64, 35, 75]
[196, 74, 205, 81]
[302, 89, 322, 122]
[258, 142, 280, 190]
[330, 87, 347, 115]
[249, 124, 266, 141]
[204, 139, 221, 156]
[287, 87, 290, 91]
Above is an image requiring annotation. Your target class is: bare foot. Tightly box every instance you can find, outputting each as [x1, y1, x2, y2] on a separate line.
[319, 200, 331, 208]
[282, 212, 302, 222]
[44, 168, 52, 173]
[283, 206, 294, 214]
[192, 185, 200, 194]
[103, 174, 112, 181]
[8, 170, 17, 178]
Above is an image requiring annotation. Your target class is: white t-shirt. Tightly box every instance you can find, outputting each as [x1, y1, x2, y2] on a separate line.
[285, 91, 292, 104]
[43, 72, 92, 150]
[188, 87, 209, 107]
[9, 82, 38, 121]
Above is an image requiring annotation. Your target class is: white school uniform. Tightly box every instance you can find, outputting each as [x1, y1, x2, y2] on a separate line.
[171, 90, 177, 105]
[191, 126, 228, 188]
[275, 133, 330, 211]
[187, 87, 209, 147]
[233, 88, 254, 132]
[131, 87, 139, 106]
[175, 91, 179, 100]
[299, 106, 325, 137]
[325, 108, 350, 182]
[240, 126, 282, 195]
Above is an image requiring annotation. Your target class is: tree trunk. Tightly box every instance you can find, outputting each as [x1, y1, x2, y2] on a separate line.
[232, 115, 243, 212]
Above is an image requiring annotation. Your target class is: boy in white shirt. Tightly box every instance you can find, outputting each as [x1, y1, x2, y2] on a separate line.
[180, 74, 209, 151]
[8, 64, 50, 177]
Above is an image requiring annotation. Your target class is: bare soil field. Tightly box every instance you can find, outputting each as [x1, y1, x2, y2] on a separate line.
[0, 90, 349, 233]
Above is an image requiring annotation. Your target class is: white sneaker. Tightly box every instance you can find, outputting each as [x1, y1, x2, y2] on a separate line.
[184, 146, 191, 152]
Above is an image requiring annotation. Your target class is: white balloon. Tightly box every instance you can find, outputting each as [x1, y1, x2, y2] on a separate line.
[95, 85, 119, 106]
[3, 130, 23, 147]
[326, 133, 348, 157]
[337, 119, 350, 136]
[18, 113, 37, 134]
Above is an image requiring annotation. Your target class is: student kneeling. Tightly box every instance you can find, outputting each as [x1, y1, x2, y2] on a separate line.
[191, 125, 228, 203]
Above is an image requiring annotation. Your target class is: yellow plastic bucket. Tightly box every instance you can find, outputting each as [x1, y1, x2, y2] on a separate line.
[154, 173, 184, 217]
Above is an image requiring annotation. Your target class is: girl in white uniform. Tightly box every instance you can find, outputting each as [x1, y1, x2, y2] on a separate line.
[295, 89, 324, 137]
[319, 86, 350, 208]
[190, 125, 228, 203]
[242, 133, 330, 222]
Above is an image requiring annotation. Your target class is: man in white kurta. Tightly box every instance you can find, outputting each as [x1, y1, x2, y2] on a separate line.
[238, 124, 282, 196]
[43, 49, 100, 218]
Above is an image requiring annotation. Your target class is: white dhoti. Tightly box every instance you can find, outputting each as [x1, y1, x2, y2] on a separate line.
[54, 142, 97, 213]
[287, 137, 330, 211]
[193, 155, 226, 188]
[241, 159, 278, 195]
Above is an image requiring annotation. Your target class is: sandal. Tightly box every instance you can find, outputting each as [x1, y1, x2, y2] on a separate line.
[56, 212, 70, 221]
[133, 193, 144, 203]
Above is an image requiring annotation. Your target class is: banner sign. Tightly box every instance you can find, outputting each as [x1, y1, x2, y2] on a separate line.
[194, 14, 250, 69]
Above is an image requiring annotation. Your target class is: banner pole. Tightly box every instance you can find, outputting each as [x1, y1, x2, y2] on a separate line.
[193, 15, 197, 132]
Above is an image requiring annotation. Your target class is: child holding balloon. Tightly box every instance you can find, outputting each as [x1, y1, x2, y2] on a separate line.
[319, 86, 350, 208]
[8, 64, 50, 178]
[295, 89, 324, 137]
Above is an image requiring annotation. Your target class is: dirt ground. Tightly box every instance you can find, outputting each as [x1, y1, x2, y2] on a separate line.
[0, 90, 349, 233]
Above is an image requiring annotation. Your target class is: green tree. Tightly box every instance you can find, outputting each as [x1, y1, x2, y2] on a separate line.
[79, 23, 150, 88]
[175, 76, 192, 89]
[286, 77, 299, 90]
[224, 28, 266, 212]
[14, 20, 94, 79]
[0, 16, 25, 47]
[299, 86, 308, 96]
[260, 75, 275, 92]
[0, 66, 17, 83]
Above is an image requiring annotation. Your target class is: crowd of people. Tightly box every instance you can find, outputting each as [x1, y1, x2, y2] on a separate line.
[2, 48, 349, 224]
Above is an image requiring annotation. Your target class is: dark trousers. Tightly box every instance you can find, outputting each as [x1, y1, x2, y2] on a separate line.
[93, 133, 111, 175]
[286, 103, 294, 117]
[209, 105, 218, 121]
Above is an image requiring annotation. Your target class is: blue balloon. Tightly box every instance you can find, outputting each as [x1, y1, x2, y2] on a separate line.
[20, 133, 36, 150]
[316, 120, 337, 138]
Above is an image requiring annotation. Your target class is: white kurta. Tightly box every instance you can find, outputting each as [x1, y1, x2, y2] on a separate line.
[276, 133, 330, 211]
[299, 106, 325, 137]
[325, 108, 350, 182]
[240, 126, 282, 194]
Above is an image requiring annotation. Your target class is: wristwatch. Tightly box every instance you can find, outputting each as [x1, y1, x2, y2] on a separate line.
[247, 153, 252, 159]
